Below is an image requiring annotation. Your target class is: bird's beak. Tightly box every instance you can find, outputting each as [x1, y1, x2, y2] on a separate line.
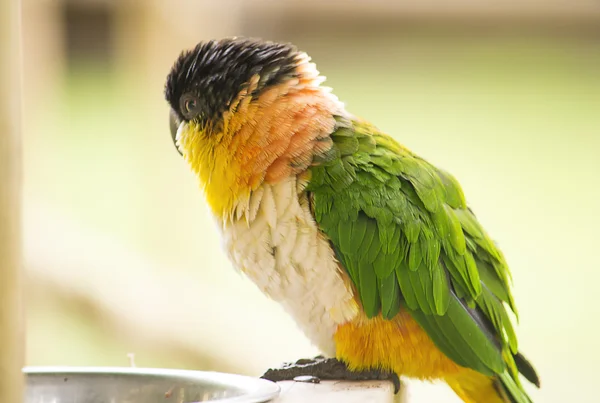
[169, 108, 183, 156]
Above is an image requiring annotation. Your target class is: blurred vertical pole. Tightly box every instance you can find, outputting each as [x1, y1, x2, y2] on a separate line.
[0, 0, 24, 401]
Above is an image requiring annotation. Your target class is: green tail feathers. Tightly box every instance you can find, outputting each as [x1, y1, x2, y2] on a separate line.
[495, 352, 540, 403]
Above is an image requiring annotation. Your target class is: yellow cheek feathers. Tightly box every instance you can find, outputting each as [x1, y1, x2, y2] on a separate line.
[178, 121, 249, 218]
[178, 64, 340, 220]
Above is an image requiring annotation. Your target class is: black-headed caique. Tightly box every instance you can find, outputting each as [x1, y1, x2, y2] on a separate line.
[164, 38, 540, 403]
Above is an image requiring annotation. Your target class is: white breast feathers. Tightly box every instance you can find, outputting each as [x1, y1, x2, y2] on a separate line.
[218, 176, 358, 355]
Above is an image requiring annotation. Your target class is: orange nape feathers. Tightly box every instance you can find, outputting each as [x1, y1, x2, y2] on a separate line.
[335, 310, 505, 403]
[177, 55, 340, 219]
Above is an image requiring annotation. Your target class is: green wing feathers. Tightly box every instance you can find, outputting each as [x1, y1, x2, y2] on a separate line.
[307, 116, 539, 401]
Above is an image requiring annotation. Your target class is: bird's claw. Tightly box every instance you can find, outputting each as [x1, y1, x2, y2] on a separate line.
[260, 355, 401, 394]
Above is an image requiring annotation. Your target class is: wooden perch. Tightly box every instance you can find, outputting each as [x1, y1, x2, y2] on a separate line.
[0, 0, 24, 401]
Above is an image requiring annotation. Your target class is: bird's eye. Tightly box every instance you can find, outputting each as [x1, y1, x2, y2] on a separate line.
[185, 99, 197, 113]
[180, 94, 200, 119]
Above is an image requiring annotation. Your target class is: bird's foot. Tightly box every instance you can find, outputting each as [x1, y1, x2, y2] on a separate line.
[260, 355, 401, 394]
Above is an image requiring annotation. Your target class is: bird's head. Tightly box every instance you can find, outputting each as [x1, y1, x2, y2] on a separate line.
[165, 38, 303, 152]
[164, 37, 341, 218]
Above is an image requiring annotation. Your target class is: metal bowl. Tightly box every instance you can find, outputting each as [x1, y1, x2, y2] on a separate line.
[24, 366, 280, 403]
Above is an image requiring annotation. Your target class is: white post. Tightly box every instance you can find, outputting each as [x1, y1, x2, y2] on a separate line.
[0, 0, 25, 401]
[273, 380, 406, 402]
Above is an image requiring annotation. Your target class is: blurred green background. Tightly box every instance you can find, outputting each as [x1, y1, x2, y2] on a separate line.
[21, 1, 600, 402]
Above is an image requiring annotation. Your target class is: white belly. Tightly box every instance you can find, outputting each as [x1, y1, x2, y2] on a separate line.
[218, 176, 358, 355]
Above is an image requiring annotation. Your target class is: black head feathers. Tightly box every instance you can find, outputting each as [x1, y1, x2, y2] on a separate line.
[165, 38, 301, 125]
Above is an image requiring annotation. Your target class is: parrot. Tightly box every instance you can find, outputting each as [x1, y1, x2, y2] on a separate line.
[164, 37, 540, 403]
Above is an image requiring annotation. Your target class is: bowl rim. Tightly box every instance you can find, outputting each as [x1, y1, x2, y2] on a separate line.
[23, 366, 281, 403]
